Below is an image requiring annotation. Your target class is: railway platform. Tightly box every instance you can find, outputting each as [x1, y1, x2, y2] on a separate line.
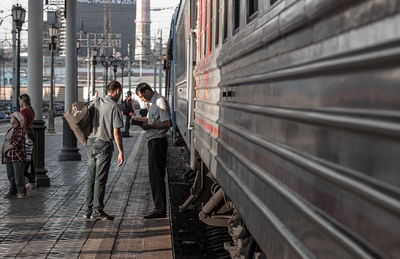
[0, 124, 173, 258]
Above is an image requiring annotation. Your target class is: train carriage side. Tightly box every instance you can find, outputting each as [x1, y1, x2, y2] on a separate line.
[172, 0, 191, 147]
[216, 0, 400, 258]
[169, 0, 222, 175]
[168, 0, 400, 258]
[192, 0, 222, 176]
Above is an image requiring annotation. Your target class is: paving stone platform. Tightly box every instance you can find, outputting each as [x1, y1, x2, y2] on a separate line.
[0, 123, 173, 259]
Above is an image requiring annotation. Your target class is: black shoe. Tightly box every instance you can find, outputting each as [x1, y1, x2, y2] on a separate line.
[82, 209, 92, 219]
[143, 210, 166, 219]
[4, 192, 16, 199]
[90, 211, 114, 221]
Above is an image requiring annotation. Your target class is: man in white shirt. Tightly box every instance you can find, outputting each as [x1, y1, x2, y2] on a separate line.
[131, 82, 171, 219]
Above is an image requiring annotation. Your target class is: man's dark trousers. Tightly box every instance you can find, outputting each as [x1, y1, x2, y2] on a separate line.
[147, 137, 168, 213]
[124, 115, 131, 135]
[86, 138, 113, 213]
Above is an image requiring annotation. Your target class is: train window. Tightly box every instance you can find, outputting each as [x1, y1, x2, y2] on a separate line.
[215, 0, 220, 46]
[210, 0, 213, 52]
[176, 20, 187, 81]
[193, 31, 197, 65]
[247, 0, 258, 22]
[223, 0, 228, 40]
[270, 0, 279, 5]
[198, 0, 203, 59]
[204, 0, 208, 56]
[233, 0, 240, 33]
[190, 0, 197, 30]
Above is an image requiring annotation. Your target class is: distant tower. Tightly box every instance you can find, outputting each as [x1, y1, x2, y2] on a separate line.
[135, 0, 151, 61]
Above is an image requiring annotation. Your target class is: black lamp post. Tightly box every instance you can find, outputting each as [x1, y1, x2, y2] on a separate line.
[12, 4, 25, 112]
[76, 40, 81, 101]
[112, 57, 119, 81]
[120, 60, 125, 88]
[90, 48, 97, 101]
[100, 54, 111, 95]
[47, 24, 58, 134]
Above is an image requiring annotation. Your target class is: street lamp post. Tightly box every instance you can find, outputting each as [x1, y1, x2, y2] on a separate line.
[128, 44, 131, 92]
[91, 48, 97, 100]
[76, 40, 81, 101]
[120, 60, 125, 88]
[112, 58, 118, 81]
[47, 25, 58, 134]
[12, 4, 25, 112]
[100, 54, 111, 95]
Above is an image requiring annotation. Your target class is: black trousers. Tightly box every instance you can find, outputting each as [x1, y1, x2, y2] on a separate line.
[147, 137, 168, 212]
[24, 160, 35, 183]
[124, 115, 131, 134]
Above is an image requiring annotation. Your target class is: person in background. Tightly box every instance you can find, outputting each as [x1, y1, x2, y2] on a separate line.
[131, 82, 171, 219]
[122, 91, 135, 137]
[18, 94, 36, 187]
[19, 94, 35, 129]
[83, 81, 124, 221]
[138, 98, 148, 118]
[2, 112, 27, 199]
[24, 127, 35, 189]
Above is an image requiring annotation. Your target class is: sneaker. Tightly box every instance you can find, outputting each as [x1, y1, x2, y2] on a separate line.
[122, 132, 130, 138]
[17, 193, 27, 199]
[25, 183, 35, 190]
[82, 209, 92, 219]
[143, 210, 166, 219]
[4, 192, 16, 199]
[90, 211, 114, 221]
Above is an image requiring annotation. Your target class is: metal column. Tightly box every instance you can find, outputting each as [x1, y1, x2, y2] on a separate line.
[159, 31, 162, 95]
[59, 0, 81, 161]
[87, 35, 90, 102]
[128, 44, 131, 92]
[16, 27, 21, 111]
[12, 14, 16, 112]
[28, 1, 49, 186]
[153, 59, 157, 88]
[91, 55, 96, 97]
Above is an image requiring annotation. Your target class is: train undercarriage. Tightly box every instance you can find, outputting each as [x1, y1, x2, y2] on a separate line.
[179, 151, 267, 259]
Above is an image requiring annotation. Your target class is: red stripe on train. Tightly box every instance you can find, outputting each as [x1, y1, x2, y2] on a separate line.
[200, 61, 209, 100]
[196, 117, 218, 137]
[195, 72, 201, 99]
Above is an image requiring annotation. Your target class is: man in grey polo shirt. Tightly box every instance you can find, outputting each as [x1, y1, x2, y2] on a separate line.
[131, 82, 171, 219]
[83, 81, 124, 221]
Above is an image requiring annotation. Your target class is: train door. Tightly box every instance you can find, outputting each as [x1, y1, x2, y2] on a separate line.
[188, 0, 198, 170]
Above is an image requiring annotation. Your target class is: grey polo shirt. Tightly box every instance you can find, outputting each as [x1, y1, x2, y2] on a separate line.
[146, 92, 171, 141]
[89, 95, 124, 142]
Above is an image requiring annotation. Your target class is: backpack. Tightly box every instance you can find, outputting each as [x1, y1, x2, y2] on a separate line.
[64, 101, 93, 145]
[120, 98, 131, 115]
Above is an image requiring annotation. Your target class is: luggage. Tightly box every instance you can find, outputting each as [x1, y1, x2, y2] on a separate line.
[64, 102, 93, 145]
